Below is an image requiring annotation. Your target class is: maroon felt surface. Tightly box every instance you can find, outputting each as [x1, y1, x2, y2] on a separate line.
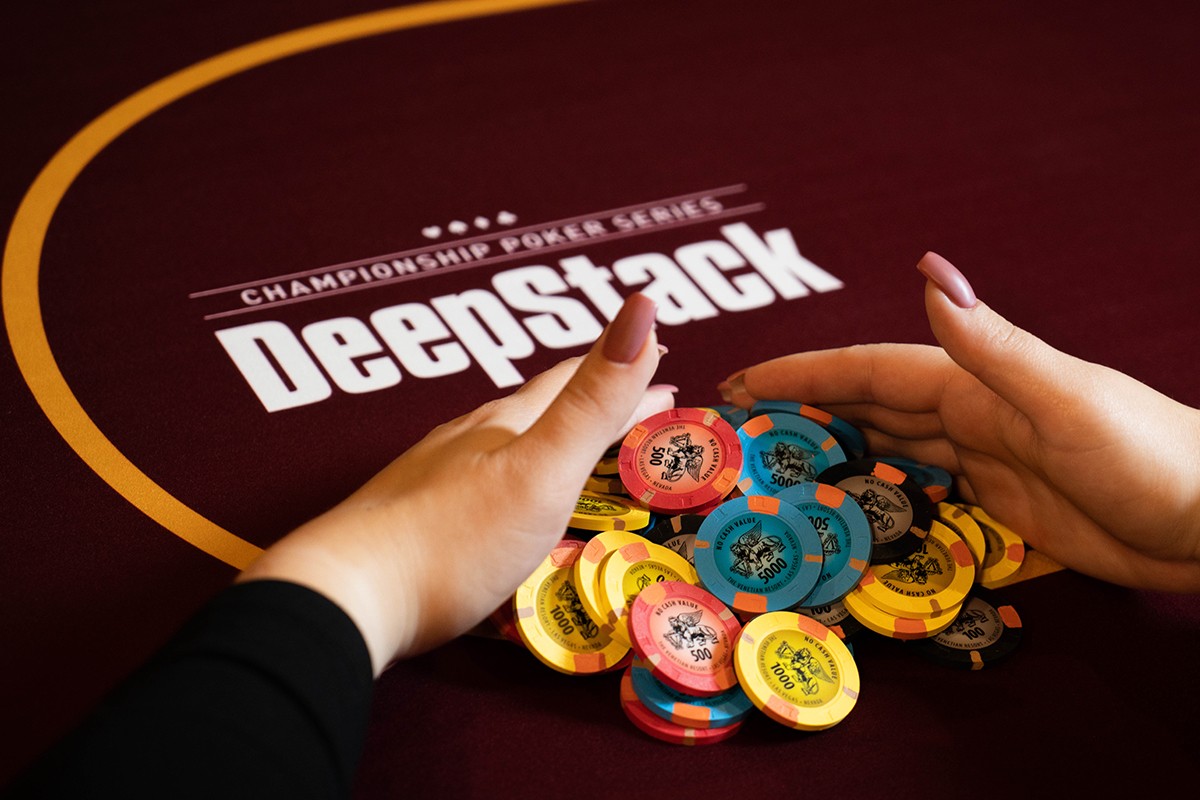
[3, 0, 1199, 795]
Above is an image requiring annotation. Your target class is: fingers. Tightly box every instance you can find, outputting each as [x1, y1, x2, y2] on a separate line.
[723, 344, 956, 413]
[515, 293, 662, 471]
[920, 253, 1097, 421]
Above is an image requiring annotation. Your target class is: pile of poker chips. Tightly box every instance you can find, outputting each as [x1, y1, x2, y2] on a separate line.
[493, 401, 1026, 745]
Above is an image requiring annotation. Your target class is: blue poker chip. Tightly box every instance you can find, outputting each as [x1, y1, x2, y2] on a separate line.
[876, 457, 954, 503]
[692, 495, 824, 614]
[711, 404, 750, 430]
[629, 665, 753, 729]
[736, 412, 847, 496]
[749, 401, 867, 460]
[776, 482, 873, 606]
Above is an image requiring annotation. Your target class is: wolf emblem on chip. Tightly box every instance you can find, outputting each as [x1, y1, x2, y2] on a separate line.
[659, 432, 705, 483]
[663, 610, 719, 650]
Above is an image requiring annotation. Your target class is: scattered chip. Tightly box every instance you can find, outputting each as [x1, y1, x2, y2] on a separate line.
[569, 491, 652, 532]
[853, 520, 975, 617]
[618, 408, 742, 513]
[817, 459, 933, 564]
[693, 495, 825, 614]
[514, 540, 630, 674]
[794, 598, 864, 640]
[736, 412, 847, 496]
[961, 505, 1026, 588]
[598, 541, 699, 645]
[937, 502, 986, 572]
[842, 583, 961, 640]
[628, 580, 741, 696]
[628, 665, 754, 729]
[574, 530, 649, 625]
[777, 481, 873, 606]
[915, 589, 1023, 669]
[733, 611, 860, 730]
[619, 668, 744, 745]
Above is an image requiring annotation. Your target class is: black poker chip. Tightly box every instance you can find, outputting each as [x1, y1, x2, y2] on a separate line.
[817, 459, 934, 564]
[914, 589, 1023, 669]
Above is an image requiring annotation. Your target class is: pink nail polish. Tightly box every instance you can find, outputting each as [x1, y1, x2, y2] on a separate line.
[603, 293, 657, 363]
[917, 252, 977, 309]
[648, 383, 680, 393]
[657, 345, 670, 356]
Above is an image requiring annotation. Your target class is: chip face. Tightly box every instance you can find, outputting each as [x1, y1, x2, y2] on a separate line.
[569, 491, 651, 532]
[736, 412, 847, 496]
[598, 541, 699, 646]
[628, 581, 742, 697]
[628, 665, 753, 729]
[514, 541, 630, 674]
[693, 495, 825, 614]
[916, 589, 1023, 669]
[733, 611, 860, 731]
[818, 459, 933, 564]
[618, 408, 742, 512]
[777, 481, 873, 606]
[619, 668, 744, 745]
[854, 520, 975, 617]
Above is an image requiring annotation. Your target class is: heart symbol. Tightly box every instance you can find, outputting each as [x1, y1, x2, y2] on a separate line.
[422, 225, 441, 239]
[448, 220, 468, 235]
[474, 216, 490, 230]
[496, 210, 517, 225]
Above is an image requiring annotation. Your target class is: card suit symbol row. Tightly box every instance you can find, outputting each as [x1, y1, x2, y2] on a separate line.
[421, 211, 519, 239]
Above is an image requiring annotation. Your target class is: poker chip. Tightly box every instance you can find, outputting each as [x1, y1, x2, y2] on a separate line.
[709, 404, 750, 430]
[643, 513, 707, 564]
[618, 407, 742, 513]
[736, 412, 846, 496]
[915, 589, 1023, 669]
[961, 505, 1026, 588]
[574, 530, 649, 625]
[853, 520, 976, 618]
[598, 541, 699, 645]
[734, 611, 860, 731]
[693, 495, 825, 614]
[584, 473, 626, 496]
[817, 459, 933, 564]
[514, 540, 630, 674]
[628, 580, 741, 696]
[794, 598, 864, 640]
[593, 442, 622, 475]
[569, 491, 651, 532]
[619, 669, 744, 745]
[749, 400, 867, 460]
[876, 457, 953, 503]
[776, 481, 873, 606]
[937, 502, 987, 571]
[628, 665, 754, 729]
[842, 583, 961, 640]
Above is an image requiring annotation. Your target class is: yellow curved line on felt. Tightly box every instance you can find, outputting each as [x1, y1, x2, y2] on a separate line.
[1, 0, 579, 570]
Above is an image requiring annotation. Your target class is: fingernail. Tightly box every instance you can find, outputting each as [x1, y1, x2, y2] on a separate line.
[648, 383, 679, 393]
[603, 293, 657, 363]
[917, 252, 977, 309]
[717, 381, 732, 402]
[657, 345, 669, 356]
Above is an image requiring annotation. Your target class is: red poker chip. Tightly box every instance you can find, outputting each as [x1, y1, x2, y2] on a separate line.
[618, 408, 742, 513]
[628, 581, 741, 697]
[619, 668, 743, 745]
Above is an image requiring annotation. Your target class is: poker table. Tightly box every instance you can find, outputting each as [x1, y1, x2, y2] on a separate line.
[4, 0, 1199, 794]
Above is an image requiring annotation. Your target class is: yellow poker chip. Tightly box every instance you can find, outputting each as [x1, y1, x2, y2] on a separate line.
[570, 491, 651, 532]
[514, 541, 630, 674]
[853, 520, 975, 618]
[842, 585, 962, 640]
[734, 611, 860, 731]
[937, 502, 987, 571]
[598, 541, 699, 646]
[584, 474, 627, 496]
[960, 505, 1026, 588]
[574, 530, 650, 625]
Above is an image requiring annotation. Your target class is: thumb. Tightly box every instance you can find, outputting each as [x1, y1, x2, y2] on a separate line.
[515, 293, 662, 473]
[919, 251, 1094, 416]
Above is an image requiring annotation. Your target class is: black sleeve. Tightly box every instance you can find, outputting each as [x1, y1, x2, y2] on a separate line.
[6, 580, 375, 799]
